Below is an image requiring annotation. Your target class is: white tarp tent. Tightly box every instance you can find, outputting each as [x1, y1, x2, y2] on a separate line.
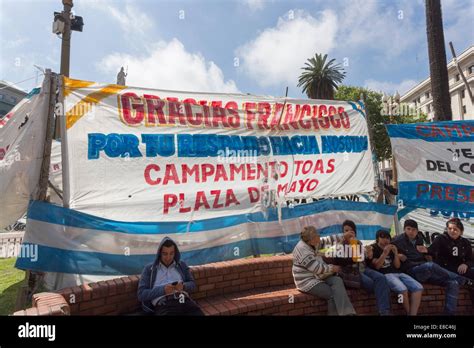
[0, 79, 49, 229]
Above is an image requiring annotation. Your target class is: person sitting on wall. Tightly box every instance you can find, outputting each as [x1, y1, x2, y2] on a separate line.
[428, 218, 474, 303]
[369, 230, 423, 315]
[137, 236, 204, 315]
[292, 226, 356, 316]
[320, 220, 392, 316]
[392, 219, 474, 315]
[428, 218, 474, 279]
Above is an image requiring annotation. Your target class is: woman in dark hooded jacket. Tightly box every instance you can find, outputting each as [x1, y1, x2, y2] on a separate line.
[428, 218, 474, 280]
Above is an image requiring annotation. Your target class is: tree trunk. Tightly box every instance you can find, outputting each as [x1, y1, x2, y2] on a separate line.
[425, 0, 452, 121]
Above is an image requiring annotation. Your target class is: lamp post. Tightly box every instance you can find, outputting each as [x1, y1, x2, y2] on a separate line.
[60, 0, 73, 77]
[52, 0, 84, 77]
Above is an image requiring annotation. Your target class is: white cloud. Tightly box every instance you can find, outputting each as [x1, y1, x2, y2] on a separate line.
[107, 4, 153, 35]
[442, 0, 474, 56]
[364, 79, 418, 95]
[97, 38, 239, 93]
[243, 0, 267, 12]
[236, 9, 338, 87]
[334, 0, 422, 57]
[2, 37, 29, 49]
[82, 0, 152, 35]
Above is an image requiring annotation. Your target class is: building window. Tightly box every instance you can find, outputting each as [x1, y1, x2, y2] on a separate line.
[418, 97, 421, 104]
[0, 94, 3, 101]
[427, 104, 431, 112]
[469, 65, 474, 75]
[463, 105, 467, 114]
[461, 89, 465, 99]
[455, 74, 460, 82]
[425, 91, 430, 99]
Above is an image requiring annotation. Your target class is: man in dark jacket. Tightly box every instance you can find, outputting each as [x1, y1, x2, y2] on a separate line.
[393, 219, 472, 315]
[137, 237, 203, 315]
[428, 218, 474, 280]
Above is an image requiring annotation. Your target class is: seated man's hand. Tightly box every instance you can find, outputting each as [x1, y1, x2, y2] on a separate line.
[331, 265, 342, 273]
[398, 253, 407, 262]
[416, 245, 428, 254]
[383, 245, 392, 255]
[458, 263, 468, 274]
[164, 284, 175, 295]
[175, 282, 184, 291]
[364, 246, 373, 259]
[389, 244, 398, 254]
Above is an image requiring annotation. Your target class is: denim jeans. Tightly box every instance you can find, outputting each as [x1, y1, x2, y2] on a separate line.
[385, 273, 423, 293]
[442, 266, 470, 286]
[408, 262, 459, 315]
[361, 267, 391, 315]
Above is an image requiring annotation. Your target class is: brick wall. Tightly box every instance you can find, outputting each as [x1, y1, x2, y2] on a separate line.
[12, 255, 474, 316]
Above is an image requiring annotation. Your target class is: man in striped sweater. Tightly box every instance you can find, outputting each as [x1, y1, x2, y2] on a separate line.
[319, 220, 392, 316]
[292, 226, 356, 315]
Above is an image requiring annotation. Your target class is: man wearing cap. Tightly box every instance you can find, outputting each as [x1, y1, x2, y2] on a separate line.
[369, 230, 423, 315]
[392, 219, 471, 315]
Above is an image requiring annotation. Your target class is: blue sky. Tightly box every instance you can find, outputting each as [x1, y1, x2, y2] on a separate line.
[0, 0, 473, 98]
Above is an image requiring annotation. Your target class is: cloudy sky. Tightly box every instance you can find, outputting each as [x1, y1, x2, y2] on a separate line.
[0, 0, 473, 98]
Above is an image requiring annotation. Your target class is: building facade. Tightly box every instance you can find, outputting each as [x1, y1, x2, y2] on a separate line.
[0, 80, 27, 118]
[379, 45, 474, 185]
[400, 45, 474, 121]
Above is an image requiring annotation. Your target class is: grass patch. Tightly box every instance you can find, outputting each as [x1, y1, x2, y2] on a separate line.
[0, 258, 26, 315]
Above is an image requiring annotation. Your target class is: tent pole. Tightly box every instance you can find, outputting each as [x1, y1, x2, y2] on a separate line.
[37, 70, 58, 201]
[16, 70, 58, 310]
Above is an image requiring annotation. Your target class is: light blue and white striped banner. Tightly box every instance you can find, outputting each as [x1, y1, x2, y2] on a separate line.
[386, 121, 474, 213]
[16, 199, 397, 275]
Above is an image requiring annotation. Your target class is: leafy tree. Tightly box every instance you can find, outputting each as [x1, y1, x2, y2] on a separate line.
[335, 85, 428, 161]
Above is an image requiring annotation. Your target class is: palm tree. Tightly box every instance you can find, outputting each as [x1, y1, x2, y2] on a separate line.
[297, 53, 346, 100]
[425, 0, 452, 121]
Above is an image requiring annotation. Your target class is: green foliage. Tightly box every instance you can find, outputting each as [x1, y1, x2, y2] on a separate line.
[335, 85, 428, 161]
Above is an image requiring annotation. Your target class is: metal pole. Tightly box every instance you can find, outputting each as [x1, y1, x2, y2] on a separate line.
[58, 76, 70, 208]
[60, 0, 73, 77]
[37, 70, 58, 201]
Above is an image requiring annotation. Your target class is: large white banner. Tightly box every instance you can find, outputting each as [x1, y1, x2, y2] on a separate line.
[0, 81, 50, 229]
[387, 121, 474, 213]
[62, 77, 375, 221]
